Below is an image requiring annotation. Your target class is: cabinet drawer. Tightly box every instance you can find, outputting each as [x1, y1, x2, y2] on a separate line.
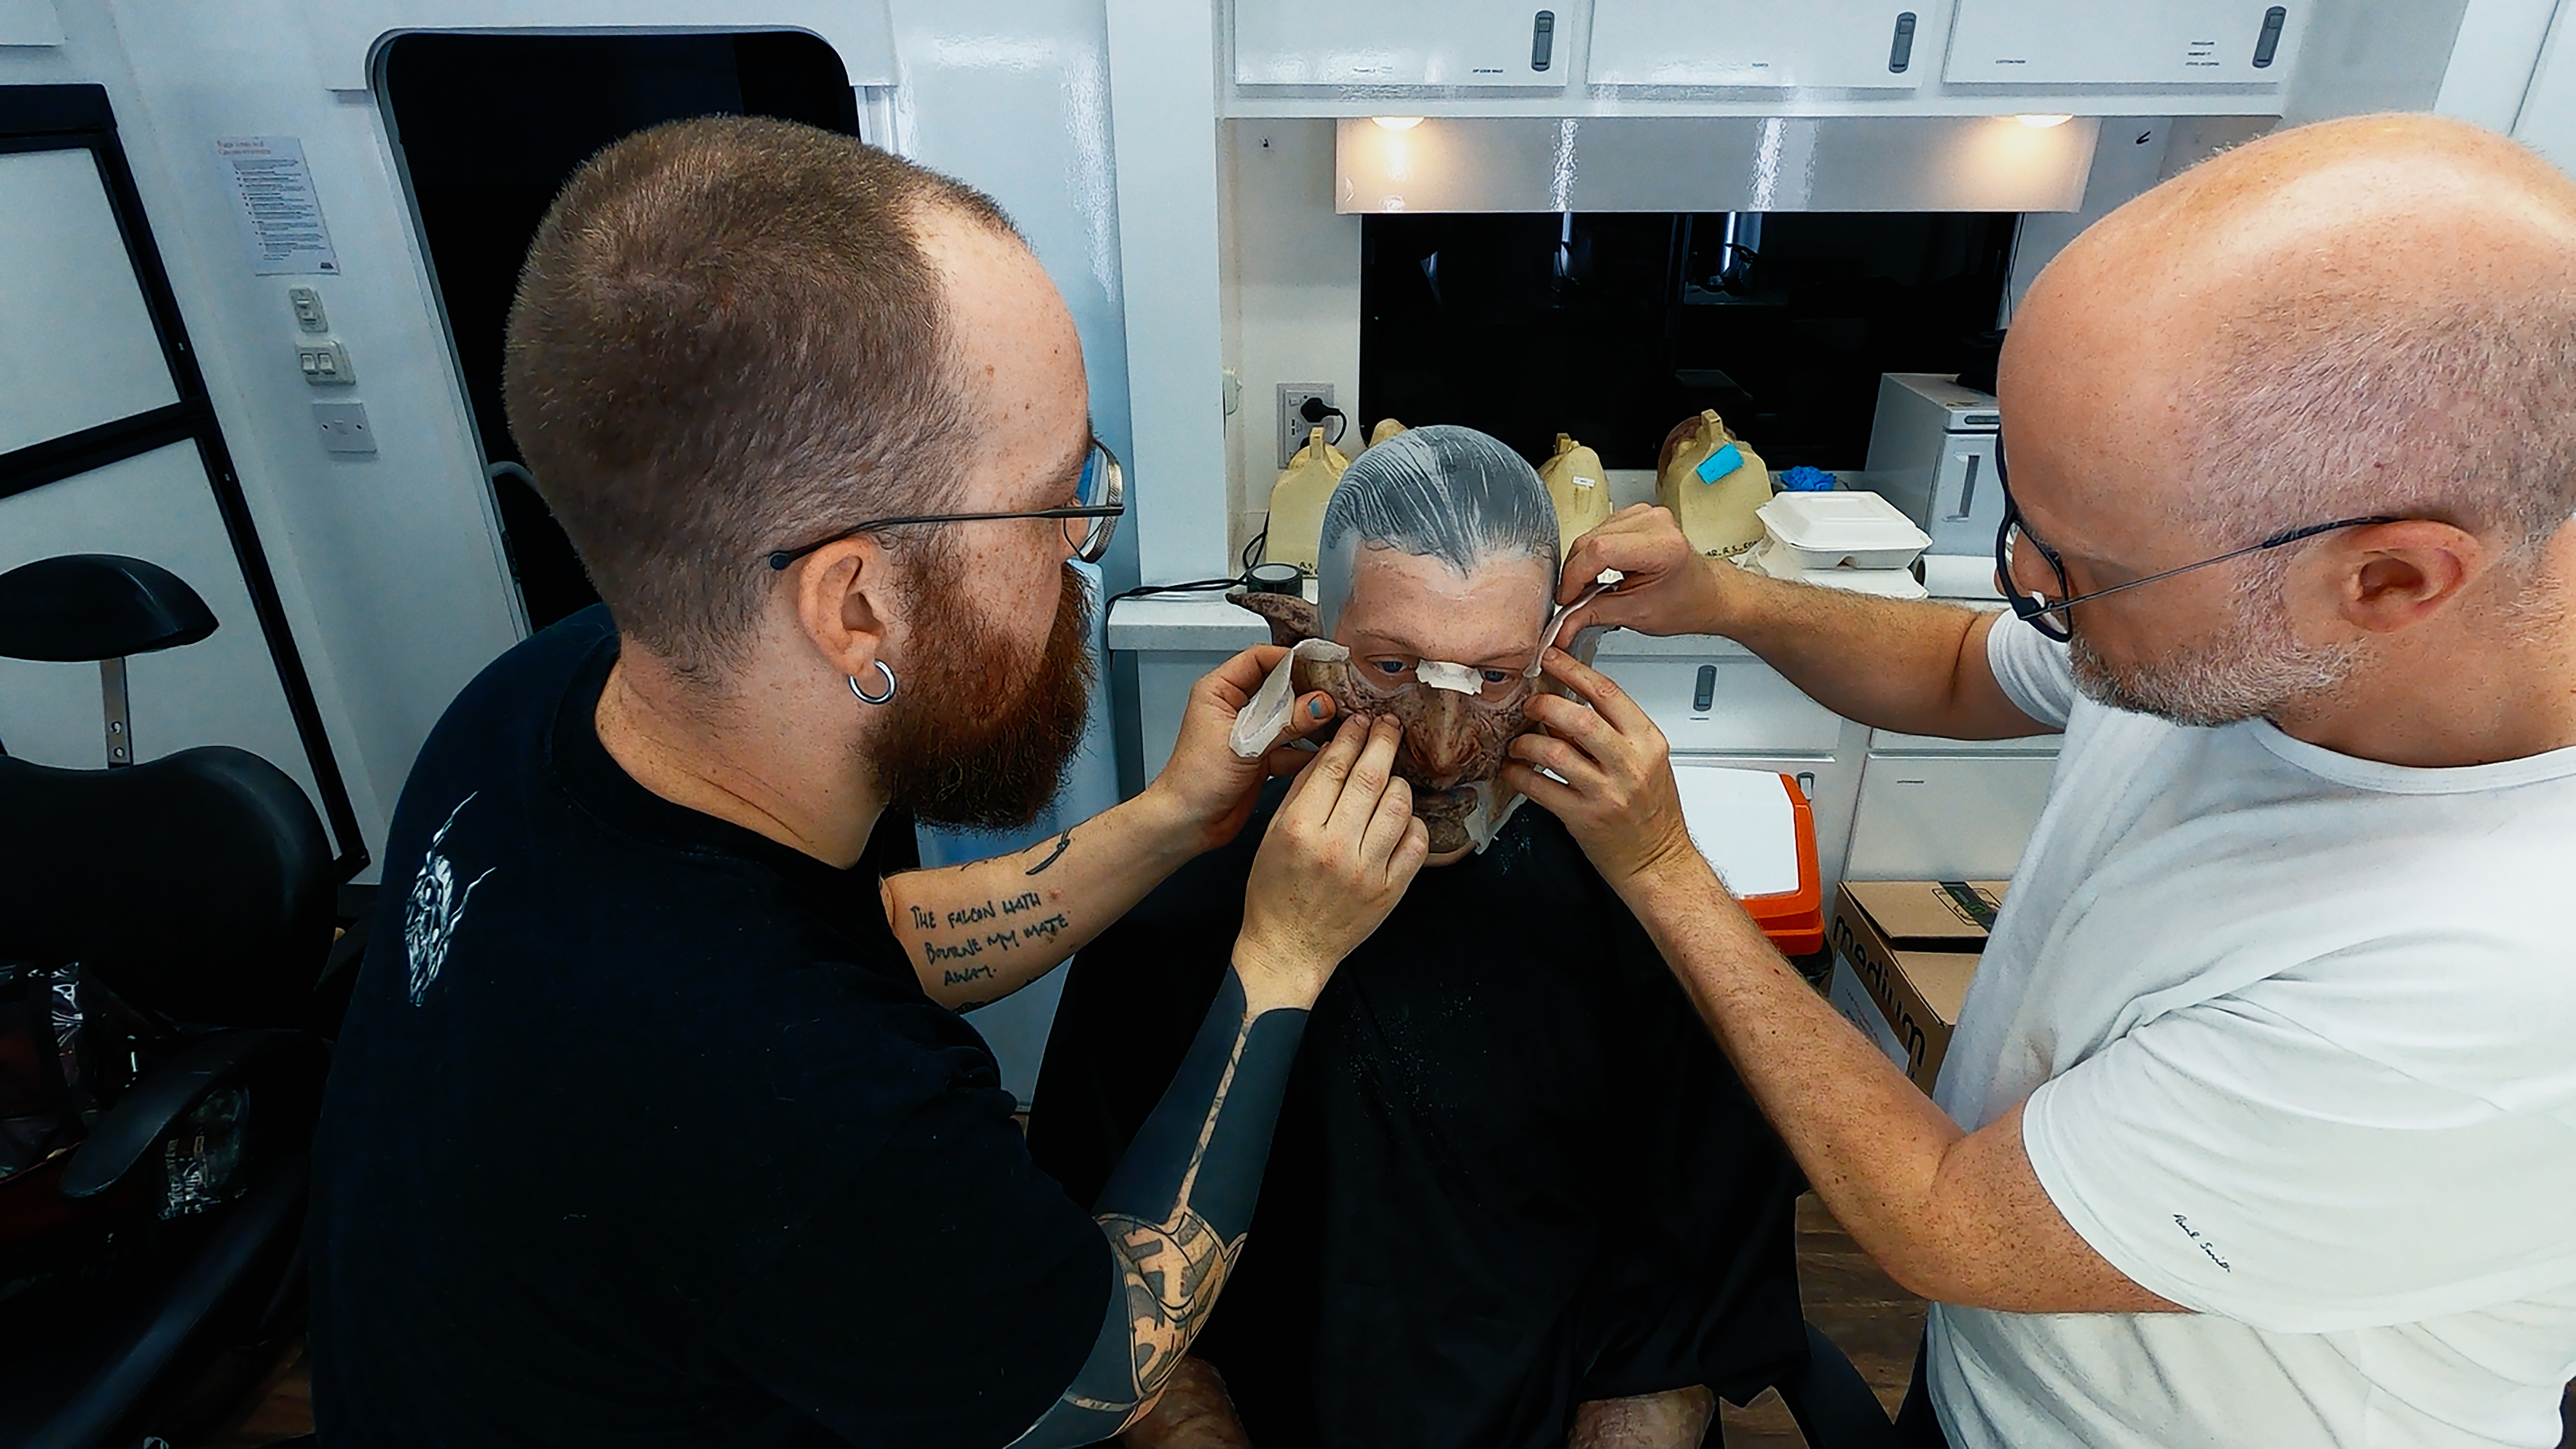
[1844, 753, 2058, 881]
[1600, 654, 1845, 755]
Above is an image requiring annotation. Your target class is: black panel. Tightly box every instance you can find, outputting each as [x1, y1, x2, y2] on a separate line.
[377, 33, 857, 630]
[1360, 210, 2017, 471]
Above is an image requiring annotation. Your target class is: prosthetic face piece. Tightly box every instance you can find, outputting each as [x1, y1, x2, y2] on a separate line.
[1230, 425, 1576, 857]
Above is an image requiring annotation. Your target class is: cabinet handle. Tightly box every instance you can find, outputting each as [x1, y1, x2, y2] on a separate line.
[1693, 664, 1718, 712]
[1948, 451, 1982, 521]
[1888, 11, 1918, 73]
[2253, 6, 2287, 67]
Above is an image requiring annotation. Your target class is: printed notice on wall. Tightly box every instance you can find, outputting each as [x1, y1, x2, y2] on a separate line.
[216, 136, 340, 276]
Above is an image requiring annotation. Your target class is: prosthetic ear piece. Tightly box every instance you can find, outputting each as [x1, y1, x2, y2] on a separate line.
[1228, 587, 1323, 649]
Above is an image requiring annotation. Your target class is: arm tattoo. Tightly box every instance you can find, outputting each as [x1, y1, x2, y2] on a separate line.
[1024, 829, 1075, 876]
[1009, 970, 1305, 1447]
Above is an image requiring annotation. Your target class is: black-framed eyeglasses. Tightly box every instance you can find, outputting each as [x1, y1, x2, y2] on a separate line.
[1993, 443, 2400, 643]
[765, 437, 1125, 571]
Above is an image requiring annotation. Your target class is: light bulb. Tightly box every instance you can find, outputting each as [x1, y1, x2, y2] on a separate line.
[1371, 115, 1424, 131]
[2015, 113, 2074, 129]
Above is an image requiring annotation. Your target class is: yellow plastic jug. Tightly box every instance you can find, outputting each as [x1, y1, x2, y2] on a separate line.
[1261, 425, 1352, 571]
[1655, 410, 1772, 560]
[1536, 433, 1612, 559]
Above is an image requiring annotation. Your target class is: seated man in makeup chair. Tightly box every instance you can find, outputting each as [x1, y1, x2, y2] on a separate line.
[1029, 426, 1811, 1449]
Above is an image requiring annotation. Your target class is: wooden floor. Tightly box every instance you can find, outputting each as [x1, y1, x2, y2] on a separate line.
[1718, 1196, 1927, 1447]
[192, 1200, 2574, 1448]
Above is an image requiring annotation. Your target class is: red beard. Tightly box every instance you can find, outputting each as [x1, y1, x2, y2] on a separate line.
[869, 556, 1095, 831]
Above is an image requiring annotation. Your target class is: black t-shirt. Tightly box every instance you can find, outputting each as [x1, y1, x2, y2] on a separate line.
[1029, 788, 1808, 1449]
[310, 608, 1108, 1448]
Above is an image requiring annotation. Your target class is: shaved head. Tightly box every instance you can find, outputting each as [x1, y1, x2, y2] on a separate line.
[2000, 115, 2576, 736]
[2012, 114, 2576, 555]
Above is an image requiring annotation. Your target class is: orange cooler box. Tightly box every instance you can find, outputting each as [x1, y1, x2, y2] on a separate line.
[1671, 765, 1824, 955]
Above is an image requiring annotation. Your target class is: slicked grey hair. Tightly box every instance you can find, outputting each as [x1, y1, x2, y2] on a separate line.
[1317, 424, 1561, 636]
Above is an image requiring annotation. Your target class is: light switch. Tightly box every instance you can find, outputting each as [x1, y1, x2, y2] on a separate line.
[288, 285, 328, 333]
[312, 401, 376, 455]
[297, 338, 355, 385]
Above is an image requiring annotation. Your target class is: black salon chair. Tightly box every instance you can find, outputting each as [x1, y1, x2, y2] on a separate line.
[0, 554, 341, 1448]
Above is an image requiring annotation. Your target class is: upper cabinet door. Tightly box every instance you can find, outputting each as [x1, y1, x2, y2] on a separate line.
[1233, 0, 1573, 88]
[1945, 0, 2302, 85]
[1588, 1, 1933, 90]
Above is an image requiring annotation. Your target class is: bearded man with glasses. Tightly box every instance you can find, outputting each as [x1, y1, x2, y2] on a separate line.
[1516, 114, 2576, 1449]
[310, 118, 1431, 1448]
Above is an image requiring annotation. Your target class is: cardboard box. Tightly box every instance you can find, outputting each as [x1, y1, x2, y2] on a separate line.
[1828, 880, 2008, 1093]
[1827, 954, 1909, 1073]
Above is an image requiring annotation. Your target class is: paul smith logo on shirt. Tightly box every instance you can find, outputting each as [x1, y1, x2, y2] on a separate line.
[404, 792, 495, 1006]
[2171, 1213, 2233, 1272]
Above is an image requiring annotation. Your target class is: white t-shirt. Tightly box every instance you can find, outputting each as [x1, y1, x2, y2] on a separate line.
[1926, 619, 2576, 1449]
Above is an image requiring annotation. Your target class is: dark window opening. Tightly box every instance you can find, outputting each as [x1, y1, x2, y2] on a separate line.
[379, 32, 859, 630]
[1360, 210, 2018, 472]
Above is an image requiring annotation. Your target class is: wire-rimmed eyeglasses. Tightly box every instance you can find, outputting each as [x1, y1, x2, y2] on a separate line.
[1994, 443, 2399, 643]
[765, 437, 1125, 571]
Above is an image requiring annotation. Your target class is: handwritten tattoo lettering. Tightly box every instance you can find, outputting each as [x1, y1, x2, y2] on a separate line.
[922, 939, 982, 966]
[970, 913, 1072, 958]
[944, 891, 1048, 932]
[908, 905, 937, 930]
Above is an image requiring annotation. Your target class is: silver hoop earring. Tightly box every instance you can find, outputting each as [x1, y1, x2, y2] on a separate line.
[849, 661, 898, 706]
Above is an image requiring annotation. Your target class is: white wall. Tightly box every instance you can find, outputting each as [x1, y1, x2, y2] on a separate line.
[0, 1, 529, 876]
[2282, 0, 2475, 124]
[1, 0, 1157, 880]
[1219, 118, 1357, 564]
[2502, 2, 2576, 171]
[2436, 0, 2562, 129]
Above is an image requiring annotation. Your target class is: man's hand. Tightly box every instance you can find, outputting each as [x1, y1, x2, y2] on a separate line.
[1235, 716, 1429, 1011]
[1146, 644, 1339, 853]
[1498, 648, 1702, 889]
[1557, 505, 1744, 640]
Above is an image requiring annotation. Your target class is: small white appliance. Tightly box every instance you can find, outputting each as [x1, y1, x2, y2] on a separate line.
[1864, 373, 2003, 560]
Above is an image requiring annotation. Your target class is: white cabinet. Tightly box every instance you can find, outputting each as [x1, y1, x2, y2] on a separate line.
[1944, 0, 2303, 85]
[1596, 650, 1847, 755]
[1588, 0, 1932, 90]
[1845, 750, 2058, 880]
[1233, 0, 1572, 87]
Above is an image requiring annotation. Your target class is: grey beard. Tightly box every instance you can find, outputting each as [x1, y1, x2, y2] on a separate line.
[2066, 565, 2361, 728]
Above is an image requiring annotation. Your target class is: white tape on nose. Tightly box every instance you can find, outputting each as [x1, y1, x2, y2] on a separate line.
[1416, 659, 1481, 694]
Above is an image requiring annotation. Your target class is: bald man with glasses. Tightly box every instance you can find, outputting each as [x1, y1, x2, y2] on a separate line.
[1513, 115, 2576, 1449]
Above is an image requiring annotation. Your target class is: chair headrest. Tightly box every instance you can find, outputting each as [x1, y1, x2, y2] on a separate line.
[0, 554, 217, 663]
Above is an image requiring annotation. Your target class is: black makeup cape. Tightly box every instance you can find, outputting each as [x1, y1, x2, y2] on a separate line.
[1028, 783, 1808, 1449]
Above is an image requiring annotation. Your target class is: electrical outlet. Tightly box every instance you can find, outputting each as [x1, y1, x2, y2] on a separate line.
[1276, 383, 1335, 469]
[312, 401, 376, 455]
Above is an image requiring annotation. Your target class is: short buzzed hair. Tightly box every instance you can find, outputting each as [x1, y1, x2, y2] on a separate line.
[1317, 424, 1560, 635]
[503, 116, 1018, 673]
[2198, 291, 2576, 558]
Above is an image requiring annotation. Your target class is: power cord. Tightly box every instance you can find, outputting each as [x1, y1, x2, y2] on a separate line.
[1296, 394, 1348, 448]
